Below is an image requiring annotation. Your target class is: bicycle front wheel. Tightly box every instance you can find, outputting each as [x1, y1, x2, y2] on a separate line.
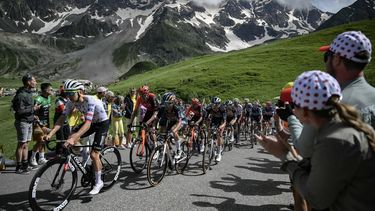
[147, 145, 168, 186]
[175, 141, 191, 174]
[202, 138, 213, 174]
[129, 139, 149, 173]
[29, 158, 77, 211]
[101, 146, 122, 190]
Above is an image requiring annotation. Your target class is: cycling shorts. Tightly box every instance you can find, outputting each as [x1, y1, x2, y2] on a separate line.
[73, 120, 110, 151]
[263, 115, 273, 121]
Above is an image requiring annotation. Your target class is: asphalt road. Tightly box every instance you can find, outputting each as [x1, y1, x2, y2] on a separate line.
[0, 140, 293, 211]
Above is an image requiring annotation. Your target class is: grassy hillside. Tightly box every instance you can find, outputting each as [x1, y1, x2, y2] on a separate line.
[110, 20, 375, 102]
[1, 20, 375, 160]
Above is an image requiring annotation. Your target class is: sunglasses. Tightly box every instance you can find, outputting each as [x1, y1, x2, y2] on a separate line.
[65, 91, 78, 97]
[324, 51, 334, 63]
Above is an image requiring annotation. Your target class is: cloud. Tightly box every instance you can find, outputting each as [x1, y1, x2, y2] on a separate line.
[191, 0, 314, 9]
[190, 0, 356, 12]
[191, 0, 225, 7]
[275, 0, 313, 10]
[312, 0, 356, 12]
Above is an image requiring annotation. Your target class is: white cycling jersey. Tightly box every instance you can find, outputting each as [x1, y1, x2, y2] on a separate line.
[62, 95, 108, 123]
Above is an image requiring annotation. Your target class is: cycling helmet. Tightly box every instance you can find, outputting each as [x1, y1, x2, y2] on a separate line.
[244, 98, 249, 103]
[225, 100, 233, 106]
[138, 85, 149, 95]
[211, 97, 221, 104]
[64, 80, 85, 91]
[162, 92, 176, 104]
[191, 98, 200, 105]
[233, 98, 240, 103]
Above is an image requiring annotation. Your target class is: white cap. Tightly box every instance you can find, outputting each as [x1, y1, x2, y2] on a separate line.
[292, 70, 342, 110]
[106, 91, 115, 98]
[330, 31, 372, 63]
[97, 86, 108, 93]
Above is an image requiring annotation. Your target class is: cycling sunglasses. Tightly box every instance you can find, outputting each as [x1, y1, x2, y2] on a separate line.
[65, 91, 78, 97]
[324, 50, 334, 63]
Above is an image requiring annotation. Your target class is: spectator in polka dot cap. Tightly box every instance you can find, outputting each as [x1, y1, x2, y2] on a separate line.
[319, 31, 375, 128]
[287, 31, 375, 159]
[258, 70, 375, 211]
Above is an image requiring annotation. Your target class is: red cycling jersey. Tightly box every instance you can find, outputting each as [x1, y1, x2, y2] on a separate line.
[135, 93, 158, 113]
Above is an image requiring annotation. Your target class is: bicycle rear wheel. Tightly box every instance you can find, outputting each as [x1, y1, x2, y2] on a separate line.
[129, 139, 149, 173]
[147, 145, 168, 186]
[175, 141, 191, 174]
[29, 158, 77, 211]
[100, 146, 122, 190]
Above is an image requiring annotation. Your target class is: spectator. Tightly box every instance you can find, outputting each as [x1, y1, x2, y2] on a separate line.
[290, 31, 375, 158]
[124, 88, 137, 148]
[258, 70, 375, 211]
[12, 73, 39, 174]
[30, 83, 53, 167]
[111, 95, 125, 148]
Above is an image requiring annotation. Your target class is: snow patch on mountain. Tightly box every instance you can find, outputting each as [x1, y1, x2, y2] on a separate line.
[34, 5, 91, 34]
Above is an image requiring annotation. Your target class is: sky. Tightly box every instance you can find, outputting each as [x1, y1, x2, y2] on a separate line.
[192, 0, 358, 13]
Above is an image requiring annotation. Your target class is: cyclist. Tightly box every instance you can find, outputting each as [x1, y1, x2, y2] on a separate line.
[185, 98, 204, 151]
[127, 85, 159, 144]
[225, 100, 237, 143]
[53, 87, 70, 155]
[205, 97, 226, 162]
[46, 80, 110, 195]
[233, 98, 243, 143]
[250, 101, 263, 135]
[262, 101, 275, 135]
[155, 92, 183, 159]
[242, 98, 252, 127]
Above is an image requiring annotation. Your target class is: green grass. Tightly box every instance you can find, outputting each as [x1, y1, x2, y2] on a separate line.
[1, 20, 375, 160]
[109, 20, 375, 101]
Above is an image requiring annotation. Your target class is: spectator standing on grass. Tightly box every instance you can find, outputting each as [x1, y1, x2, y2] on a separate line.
[12, 74, 40, 174]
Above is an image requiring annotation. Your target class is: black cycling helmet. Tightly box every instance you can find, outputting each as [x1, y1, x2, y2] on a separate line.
[162, 92, 176, 105]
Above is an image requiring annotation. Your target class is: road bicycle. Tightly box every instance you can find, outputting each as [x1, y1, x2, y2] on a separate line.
[202, 126, 221, 173]
[28, 143, 121, 211]
[175, 122, 207, 174]
[129, 125, 156, 174]
[146, 131, 186, 186]
[242, 117, 251, 145]
[223, 124, 234, 152]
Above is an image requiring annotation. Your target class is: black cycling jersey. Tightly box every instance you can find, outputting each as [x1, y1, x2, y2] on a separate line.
[205, 105, 226, 126]
[158, 105, 182, 129]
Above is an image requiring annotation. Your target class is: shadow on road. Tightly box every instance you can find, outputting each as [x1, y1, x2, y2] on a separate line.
[210, 173, 290, 196]
[181, 157, 205, 177]
[191, 194, 289, 211]
[0, 190, 30, 211]
[235, 157, 285, 175]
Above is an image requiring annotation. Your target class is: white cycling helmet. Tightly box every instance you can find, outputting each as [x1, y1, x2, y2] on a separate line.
[64, 80, 85, 91]
[211, 97, 221, 104]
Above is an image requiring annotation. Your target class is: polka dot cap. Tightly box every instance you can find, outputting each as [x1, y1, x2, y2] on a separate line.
[330, 31, 372, 63]
[291, 70, 342, 110]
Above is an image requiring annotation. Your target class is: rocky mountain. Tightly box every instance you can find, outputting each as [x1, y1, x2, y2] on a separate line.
[0, 0, 331, 83]
[317, 0, 375, 30]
